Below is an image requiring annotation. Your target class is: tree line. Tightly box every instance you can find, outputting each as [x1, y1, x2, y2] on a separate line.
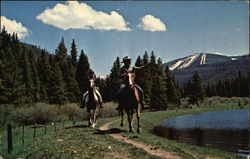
[204, 71, 249, 98]
[1, 28, 248, 109]
[1, 27, 90, 105]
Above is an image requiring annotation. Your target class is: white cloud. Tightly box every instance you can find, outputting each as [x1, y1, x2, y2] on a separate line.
[1, 16, 29, 38]
[36, 1, 131, 31]
[138, 14, 166, 32]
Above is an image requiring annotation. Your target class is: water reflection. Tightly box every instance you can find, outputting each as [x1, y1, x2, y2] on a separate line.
[153, 109, 249, 155]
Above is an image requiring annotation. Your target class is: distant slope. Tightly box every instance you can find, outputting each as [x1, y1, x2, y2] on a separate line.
[164, 53, 250, 84]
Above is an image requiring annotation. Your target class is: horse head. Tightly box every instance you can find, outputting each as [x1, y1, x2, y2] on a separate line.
[124, 70, 135, 88]
[88, 79, 95, 90]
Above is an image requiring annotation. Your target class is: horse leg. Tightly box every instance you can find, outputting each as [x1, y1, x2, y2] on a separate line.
[130, 110, 134, 132]
[87, 110, 91, 126]
[93, 108, 97, 127]
[120, 109, 124, 127]
[137, 104, 141, 133]
[127, 111, 133, 132]
[89, 110, 94, 127]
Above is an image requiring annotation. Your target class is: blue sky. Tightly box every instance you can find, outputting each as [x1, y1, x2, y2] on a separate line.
[1, 1, 249, 75]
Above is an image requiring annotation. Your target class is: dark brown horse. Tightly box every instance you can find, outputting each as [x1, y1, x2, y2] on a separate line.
[83, 79, 100, 128]
[119, 70, 141, 133]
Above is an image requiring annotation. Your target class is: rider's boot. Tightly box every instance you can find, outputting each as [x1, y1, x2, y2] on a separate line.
[115, 104, 122, 111]
[115, 100, 123, 111]
[81, 98, 86, 108]
[100, 102, 104, 108]
[140, 101, 145, 110]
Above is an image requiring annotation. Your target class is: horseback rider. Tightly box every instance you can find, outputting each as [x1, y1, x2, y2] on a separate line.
[82, 71, 103, 108]
[116, 56, 146, 110]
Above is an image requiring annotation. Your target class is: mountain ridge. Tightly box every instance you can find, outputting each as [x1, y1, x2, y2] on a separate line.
[164, 53, 249, 84]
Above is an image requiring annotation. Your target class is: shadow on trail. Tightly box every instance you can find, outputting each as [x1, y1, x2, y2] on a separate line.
[94, 128, 126, 135]
[65, 124, 89, 129]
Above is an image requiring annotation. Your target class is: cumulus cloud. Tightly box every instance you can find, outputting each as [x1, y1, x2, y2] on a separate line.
[1, 16, 29, 38]
[138, 14, 166, 32]
[36, 1, 131, 31]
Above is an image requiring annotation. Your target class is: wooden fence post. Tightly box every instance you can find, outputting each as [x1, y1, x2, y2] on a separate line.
[33, 123, 36, 138]
[7, 124, 13, 153]
[22, 125, 24, 147]
[54, 121, 57, 132]
[44, 123, 47, 135]
[73, 116, 76, 125]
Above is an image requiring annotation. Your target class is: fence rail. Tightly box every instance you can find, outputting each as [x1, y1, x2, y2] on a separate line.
[3, 118, 80, 154]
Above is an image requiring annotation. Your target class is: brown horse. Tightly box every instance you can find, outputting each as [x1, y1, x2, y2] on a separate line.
[83, 79, 100, 128]
[119, 70, 141, 133]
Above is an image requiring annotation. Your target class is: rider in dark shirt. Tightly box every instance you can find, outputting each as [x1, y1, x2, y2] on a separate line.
[116, 56, 146, 110]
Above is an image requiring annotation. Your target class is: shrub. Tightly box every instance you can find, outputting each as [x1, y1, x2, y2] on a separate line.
[0, 104, 15, 129]
[98, 102, 118, 118]
[11, 107, 33, 125]
[31, 103, 58, 124]
[59, 103, 83, 120]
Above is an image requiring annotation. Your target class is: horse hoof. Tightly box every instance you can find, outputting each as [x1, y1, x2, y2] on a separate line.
[120, 123, 124, 127]
[137, 128, 142, 134]
[129, 129, 134, 133]
[91, 124, 95, 128]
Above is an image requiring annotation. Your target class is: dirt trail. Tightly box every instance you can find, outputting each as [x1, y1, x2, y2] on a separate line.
[99, 120, 181, 159]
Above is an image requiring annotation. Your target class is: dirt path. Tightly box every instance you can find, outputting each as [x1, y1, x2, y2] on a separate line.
[99, 120, 181, 159]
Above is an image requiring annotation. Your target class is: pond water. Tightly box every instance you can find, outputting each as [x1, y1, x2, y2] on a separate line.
[153, 109, 249, 156]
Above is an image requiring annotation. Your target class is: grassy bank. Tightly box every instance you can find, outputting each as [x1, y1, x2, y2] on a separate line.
[0, 119, 161, 159]
[0, 102, 160, 159]
[109, 97, 248, 159]
[0, 97, 248, 159]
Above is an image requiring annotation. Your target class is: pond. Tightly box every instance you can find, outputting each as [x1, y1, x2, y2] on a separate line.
[152, 109, 249, 156]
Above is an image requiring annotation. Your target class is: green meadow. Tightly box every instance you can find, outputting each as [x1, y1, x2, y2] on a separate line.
[0, 97, 248, 159]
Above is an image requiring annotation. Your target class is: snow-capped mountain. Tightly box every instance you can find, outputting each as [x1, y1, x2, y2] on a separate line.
[167, 53, 238, 71]
[164, 53, 249, 84]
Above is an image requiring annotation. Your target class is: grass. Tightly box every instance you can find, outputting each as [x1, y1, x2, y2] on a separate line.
[0, 97, 248, 159]
[0, 102, 160, 159]
[109, 99, 248, 159]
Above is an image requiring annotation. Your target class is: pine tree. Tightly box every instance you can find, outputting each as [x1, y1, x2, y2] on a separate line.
[165, 66, 179, 104]
[0, 46, 25, 105]
[55, 37, 68, 66]
[1, 26, 12, 50]
[70, 39, 78, 68]
[29, 50, 41, 102]
[20, 50, 34, 103]
[48, 60, 67, 104]
[64, 57, 80, 102]
[105, 57, 122, 101]
[37, 49, 52, 102]
[150, 58, 168, 109]
[188, 71, 205, 106]
[151, 75, 167, 109]
[224, 79, 232, 97]
[76, 50, 91, 94]
[141, 52, 152, 105]
[206, 83, 212, 97]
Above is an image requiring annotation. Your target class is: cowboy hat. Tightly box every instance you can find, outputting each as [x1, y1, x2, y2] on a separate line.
[122, 56, 132, 63]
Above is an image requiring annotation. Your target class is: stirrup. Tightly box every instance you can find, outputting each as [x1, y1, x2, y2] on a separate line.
[100, 103, 104, 108]
[115, 105, 122, 111]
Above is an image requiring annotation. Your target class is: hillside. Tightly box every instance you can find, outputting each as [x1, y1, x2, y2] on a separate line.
[164, 53, 250, 84]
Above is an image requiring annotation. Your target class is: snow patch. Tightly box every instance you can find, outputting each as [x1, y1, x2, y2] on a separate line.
[178, 54, 200, 69]
[169, 60, 184, 70]
[200, 53, 206, 65]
